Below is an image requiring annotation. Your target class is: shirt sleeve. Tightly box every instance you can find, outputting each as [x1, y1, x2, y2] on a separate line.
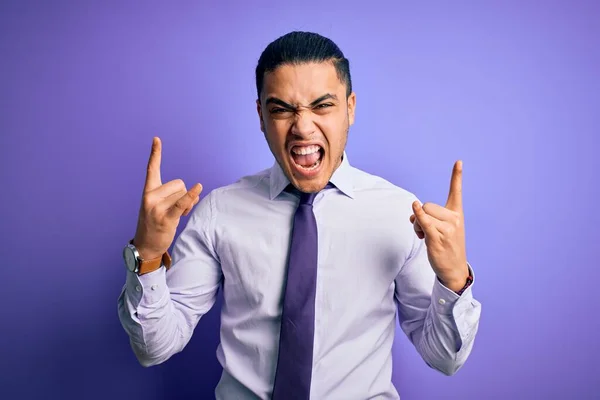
[394, 228, 481, 376]
[117, 191, 222, 367]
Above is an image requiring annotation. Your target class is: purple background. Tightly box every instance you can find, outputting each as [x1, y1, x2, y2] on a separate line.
[1, 1, 598, 399]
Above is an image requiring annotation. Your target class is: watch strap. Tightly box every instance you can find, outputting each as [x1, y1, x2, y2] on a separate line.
[130, 240, 172, 275]
[455, 272, 473, 296]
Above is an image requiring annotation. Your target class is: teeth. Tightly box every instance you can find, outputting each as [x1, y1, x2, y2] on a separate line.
[292, 145, 321, 155]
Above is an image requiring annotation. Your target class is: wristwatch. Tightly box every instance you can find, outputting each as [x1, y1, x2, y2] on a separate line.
[123, 240, 172, 275]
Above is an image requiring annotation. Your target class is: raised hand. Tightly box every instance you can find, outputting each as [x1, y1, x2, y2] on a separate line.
[409, 161, 469, 291]
[132, 137, 203, 260]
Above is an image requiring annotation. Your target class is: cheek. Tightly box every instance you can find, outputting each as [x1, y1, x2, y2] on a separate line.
[264, 122, 289, 147]
[317, 116, 347, 149]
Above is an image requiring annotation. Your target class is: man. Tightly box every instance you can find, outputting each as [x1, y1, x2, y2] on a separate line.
[118, 31, 481, 399]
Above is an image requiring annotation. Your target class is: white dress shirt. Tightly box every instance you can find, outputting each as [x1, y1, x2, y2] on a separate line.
[118, 153, 481, 399]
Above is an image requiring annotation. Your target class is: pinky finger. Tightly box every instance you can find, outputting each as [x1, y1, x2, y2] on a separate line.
[182, 196, 200, 216]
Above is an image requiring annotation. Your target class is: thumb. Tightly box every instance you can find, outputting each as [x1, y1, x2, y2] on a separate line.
[409, 213, 424, 239]
[412, 201, 434, 239]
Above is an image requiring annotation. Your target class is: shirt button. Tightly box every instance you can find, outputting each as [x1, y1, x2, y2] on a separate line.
[135, 285, 142, 292]
[151, 284, 158, 291]
[438, 298, 446, 305]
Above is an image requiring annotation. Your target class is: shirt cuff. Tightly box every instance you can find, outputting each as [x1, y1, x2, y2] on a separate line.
[431, 263, 475, 316]
[125, 267, 169, 306]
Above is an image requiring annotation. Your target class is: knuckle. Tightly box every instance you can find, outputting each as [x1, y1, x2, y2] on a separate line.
[441, 225, 453, 236]
[448, 211, 460, 225]
[148, 205, 162, 220]
[142, 195, 154, 211]
[174, 179, 186, 191]
[454, 215, 462, 227]
[151, 202, 170, 219]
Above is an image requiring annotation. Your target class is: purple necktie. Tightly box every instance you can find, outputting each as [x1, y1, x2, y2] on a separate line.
[272, 187, 324, 400]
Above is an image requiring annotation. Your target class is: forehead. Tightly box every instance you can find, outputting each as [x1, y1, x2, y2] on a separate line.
[262, 62, 344, 103]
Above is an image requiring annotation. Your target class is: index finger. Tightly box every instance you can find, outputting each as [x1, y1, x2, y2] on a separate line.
[145, 137, 162, 192]
[445, 160, 463, 211]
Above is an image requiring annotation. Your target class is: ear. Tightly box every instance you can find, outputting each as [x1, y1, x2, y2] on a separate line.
[256, 99, 265, 133]
[347, 92, 356, 126]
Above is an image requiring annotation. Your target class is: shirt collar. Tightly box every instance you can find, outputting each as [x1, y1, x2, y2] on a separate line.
[269, 151, 355, 200]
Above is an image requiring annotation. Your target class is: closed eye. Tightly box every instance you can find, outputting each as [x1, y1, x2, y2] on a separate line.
[270, 107, 290, 114]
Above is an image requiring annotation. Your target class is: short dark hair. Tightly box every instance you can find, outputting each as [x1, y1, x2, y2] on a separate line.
[255, 31, 352, 100]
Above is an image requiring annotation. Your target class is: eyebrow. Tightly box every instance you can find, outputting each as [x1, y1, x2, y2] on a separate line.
[265, 93, 338, 109]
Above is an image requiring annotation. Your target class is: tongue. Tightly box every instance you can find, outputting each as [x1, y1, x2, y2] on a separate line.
[292, 151, 320, 167]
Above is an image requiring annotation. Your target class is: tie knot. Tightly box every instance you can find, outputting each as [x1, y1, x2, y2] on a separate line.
[299, 192, 318, 205]
[285, 183, 334, 206]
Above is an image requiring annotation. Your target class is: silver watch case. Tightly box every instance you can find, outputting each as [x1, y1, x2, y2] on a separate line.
[123, 243, 140, 273]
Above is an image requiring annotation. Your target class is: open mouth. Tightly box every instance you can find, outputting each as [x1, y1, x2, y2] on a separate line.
[290, 144, 324, 173]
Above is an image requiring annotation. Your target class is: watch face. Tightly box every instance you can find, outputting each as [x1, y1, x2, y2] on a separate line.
[123, 246, 137, 272]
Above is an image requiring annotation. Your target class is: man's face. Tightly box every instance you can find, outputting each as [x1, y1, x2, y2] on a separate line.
[257, 61, 356, 193]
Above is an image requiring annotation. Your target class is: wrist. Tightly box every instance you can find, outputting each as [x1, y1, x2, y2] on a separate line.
[440, 270, 471, 293]
[124, 239, 172, 275]
[131, 239, 163, 261]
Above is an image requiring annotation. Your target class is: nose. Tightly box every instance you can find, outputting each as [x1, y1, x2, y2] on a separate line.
[290, 109, 316, 137]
